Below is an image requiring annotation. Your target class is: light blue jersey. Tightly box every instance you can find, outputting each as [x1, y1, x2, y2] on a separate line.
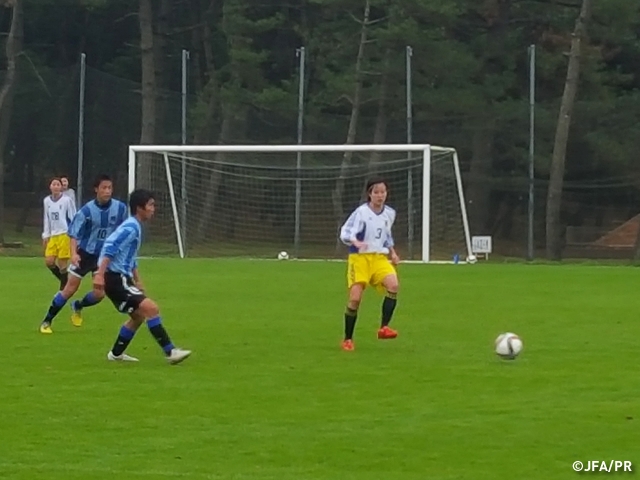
[69, 199, 128, 256]
[99, 217, 142, 277]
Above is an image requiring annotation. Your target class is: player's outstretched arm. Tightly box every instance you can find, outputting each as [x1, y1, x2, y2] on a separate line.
[388, 247, 400, 265]
[68, 209, 85, 239]
[42, 199, 51, 242]
[96, 227, 137, 288]
[68, 209, 87, 265]
[95, 228, 126, 288]
[94, 257, 111, 290]
[117, 200, 129, 224]
[384, 232, 399, 264]
[339, 209, 360, 244]
[67, 196, 77, 220]
[132, 265, 144, 292]
[340, 209, 367, 250]
[69, 238, 80, 266]
[384, 208, 398, 263]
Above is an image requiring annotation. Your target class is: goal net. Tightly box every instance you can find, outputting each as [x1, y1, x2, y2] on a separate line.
[128, 145, 472, 262]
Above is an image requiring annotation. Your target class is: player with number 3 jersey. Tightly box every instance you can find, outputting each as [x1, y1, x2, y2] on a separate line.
[38, 174, 128, 334]
[339, 178, 400, 351]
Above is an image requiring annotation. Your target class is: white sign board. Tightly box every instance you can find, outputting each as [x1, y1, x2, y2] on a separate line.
[472, 236, 492, 254]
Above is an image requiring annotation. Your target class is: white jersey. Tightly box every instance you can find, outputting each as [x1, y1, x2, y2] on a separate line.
[42, 194, 76, 239]
[339, 203, 396, 254]
[62, 188, 76, 207]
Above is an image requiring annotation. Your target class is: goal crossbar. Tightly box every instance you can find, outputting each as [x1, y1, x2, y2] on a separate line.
[128, 144, 471, 263]
[130, 144, 451, 153]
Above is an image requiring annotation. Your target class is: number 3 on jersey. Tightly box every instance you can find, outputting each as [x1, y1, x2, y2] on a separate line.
[375, 228, 383, 239]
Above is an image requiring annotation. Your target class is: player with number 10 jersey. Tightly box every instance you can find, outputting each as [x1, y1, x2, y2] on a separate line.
[69, 185, 128, 273]
[67, 176, 128, 321]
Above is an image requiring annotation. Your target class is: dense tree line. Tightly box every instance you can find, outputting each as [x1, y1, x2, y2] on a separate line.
[0, 0, 639, 258]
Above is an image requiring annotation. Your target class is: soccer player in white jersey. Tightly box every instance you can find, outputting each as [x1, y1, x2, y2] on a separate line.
[60, 175, 76, 208]
[43, 177, 77, 291]
[339, 178, 400, 351]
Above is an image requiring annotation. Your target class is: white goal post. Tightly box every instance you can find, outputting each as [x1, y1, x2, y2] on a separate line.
[128, 144, 473, 263]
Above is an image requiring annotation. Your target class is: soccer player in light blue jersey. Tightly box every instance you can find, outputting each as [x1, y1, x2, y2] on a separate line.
[39, 175, 128, 334]
[94, 189, 191, 364]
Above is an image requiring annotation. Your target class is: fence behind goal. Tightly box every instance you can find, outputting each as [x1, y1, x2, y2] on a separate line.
[131, 145, 471, 262]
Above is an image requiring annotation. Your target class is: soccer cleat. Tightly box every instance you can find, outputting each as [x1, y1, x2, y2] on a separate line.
[166, 348, 192, 365]
[70, 301, 83, 327]
[39, 322, 53, 334]
[342, 339, 354, 351]
[377, 326, 398, 339]
[107, 351, 139, 362]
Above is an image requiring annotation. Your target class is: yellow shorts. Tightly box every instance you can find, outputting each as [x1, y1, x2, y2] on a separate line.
[347, 253, 397, 294]
[45, 233, 71, 260]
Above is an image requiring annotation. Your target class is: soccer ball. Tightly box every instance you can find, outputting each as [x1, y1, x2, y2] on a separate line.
[277, 251, 289, 260]
[495, 332, 523, 360]
[466, 254, 478, 264]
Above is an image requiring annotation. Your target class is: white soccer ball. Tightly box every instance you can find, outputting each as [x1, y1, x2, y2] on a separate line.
[277, 251, 289, 260]
[466, 254, 478, 264]
[495, 332, 523, 360]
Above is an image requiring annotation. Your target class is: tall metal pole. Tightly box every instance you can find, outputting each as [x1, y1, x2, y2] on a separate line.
[181, 49, 189, 255]
[294, 47, 305, 258]
[77, 53, 86, 205]
[527, 45, 536, 261]
[406, 46, 414, 259]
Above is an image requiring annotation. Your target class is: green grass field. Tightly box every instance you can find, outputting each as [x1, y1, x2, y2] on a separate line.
[1, 258, 638, 479]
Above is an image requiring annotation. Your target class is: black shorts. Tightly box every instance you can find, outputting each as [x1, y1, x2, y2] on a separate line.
[68, 250, 99, 278]
[104, 272, 147, 314]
